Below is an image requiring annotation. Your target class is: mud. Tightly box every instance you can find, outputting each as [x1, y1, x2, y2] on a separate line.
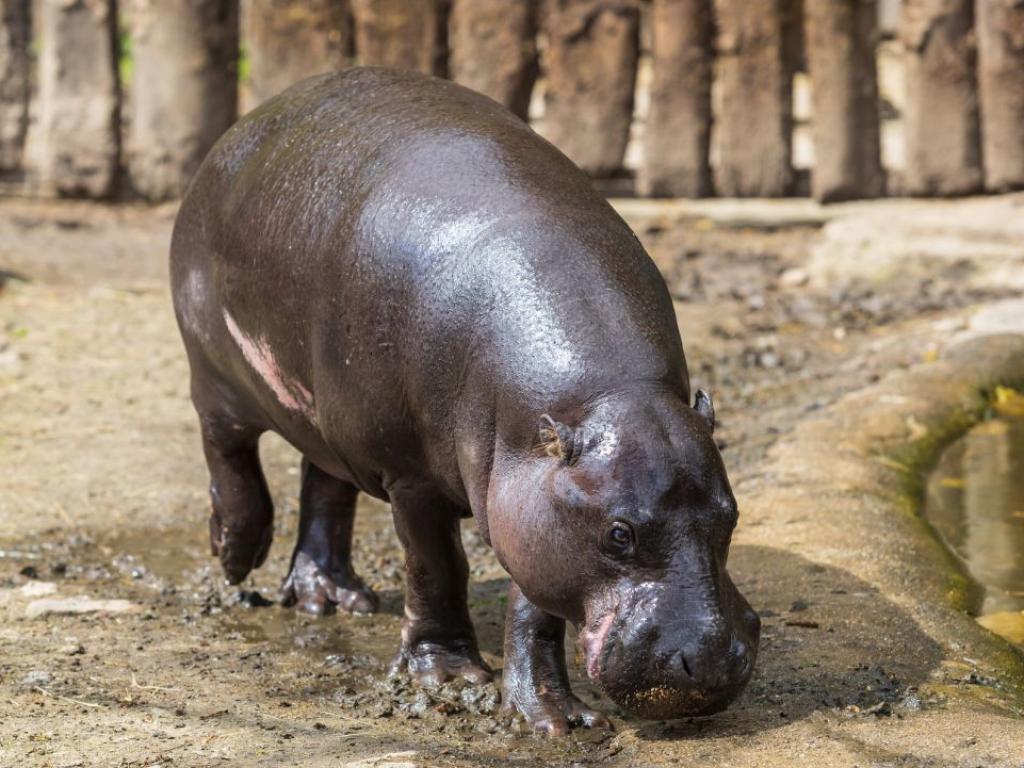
[2, 196, 1024, 766]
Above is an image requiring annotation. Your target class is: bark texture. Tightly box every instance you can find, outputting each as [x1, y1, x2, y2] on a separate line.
[542, 0, 640, 177]
[0, 0, 29, 173]
[128, 0, 239, 202]
[638, 0, 713, 197]
[714, 0, 793, 197]
[351, 0, 446, 75]
[804, 0, 884, 201]
[448, 0, 537, 120]
[975, 0, 1024, 191]
[241, 0, 352, 112]
[35, 0, 119, 197]
[900, 0, 981, 195]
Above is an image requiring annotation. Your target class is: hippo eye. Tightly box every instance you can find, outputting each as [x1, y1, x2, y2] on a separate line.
[603, 521, 635, 559]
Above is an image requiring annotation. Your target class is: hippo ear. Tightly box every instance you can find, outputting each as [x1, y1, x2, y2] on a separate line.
[694, 389, 715, 433]
[538, 414, 583, 465]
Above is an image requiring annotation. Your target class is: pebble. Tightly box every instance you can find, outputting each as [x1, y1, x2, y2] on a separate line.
[26, 596, 139, 619]
[780, 268, 810, 287]
[19, 581, 58, 598]
[19, 670, 51, 687]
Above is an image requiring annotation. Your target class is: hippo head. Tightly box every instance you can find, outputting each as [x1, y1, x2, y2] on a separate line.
[490, 389, 760, 720]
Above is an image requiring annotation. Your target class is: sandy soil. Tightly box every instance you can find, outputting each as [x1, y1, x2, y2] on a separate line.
[0, 196, 1021, 767]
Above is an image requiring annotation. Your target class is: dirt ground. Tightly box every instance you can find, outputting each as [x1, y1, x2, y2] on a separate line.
[1, 195, 1022, 767]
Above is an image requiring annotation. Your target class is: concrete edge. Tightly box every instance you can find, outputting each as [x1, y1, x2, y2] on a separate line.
[740, 333, 1024, 703]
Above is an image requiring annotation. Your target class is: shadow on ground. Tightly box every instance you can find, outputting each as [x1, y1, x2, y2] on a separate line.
[94, 527, 945, 742]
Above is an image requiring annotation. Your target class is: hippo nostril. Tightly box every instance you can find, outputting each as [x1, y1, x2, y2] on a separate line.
[674, 650, 693, 679]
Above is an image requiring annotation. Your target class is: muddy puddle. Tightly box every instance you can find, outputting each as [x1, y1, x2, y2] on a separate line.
[92, 521, 400, 662]
[924, 390, 1024, 648]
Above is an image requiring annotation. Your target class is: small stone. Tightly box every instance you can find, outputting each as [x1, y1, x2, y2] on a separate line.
[19, 581, 58, 598]
[899, 693, 922, 711]
[780, 267, 810, 287]
[20, 670, 51, 687]
[60, 642, 85, 656]
[26, 597, 139, 619]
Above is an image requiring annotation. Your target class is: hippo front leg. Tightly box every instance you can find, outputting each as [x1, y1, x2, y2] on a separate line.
[501, 581, 612, 736]
[388, 484, 491, 686]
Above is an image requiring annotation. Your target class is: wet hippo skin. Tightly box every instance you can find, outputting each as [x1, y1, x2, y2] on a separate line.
[170, 67, 760, 735]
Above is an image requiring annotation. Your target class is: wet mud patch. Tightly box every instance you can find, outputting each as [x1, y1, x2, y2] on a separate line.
[1, 522, 953, 766]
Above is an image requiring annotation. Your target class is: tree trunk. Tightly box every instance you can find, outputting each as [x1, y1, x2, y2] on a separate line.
[804, 0, 884, 202]
[128, 0, 239, 202]
[638, 0, 712, 197]
[448, 0, 537, 120]
[900, 0, 981, 196]
[351, 0, 446, 75]
[975, 0, 1024, 191]
[34, 0, 119, 197]
[714, 0, 793, 197]
[542, 0, 640, 177]
[241, 0, 352, 113]
[0, 0, 30, 174]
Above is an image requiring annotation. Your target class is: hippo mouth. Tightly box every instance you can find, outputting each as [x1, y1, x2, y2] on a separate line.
[578, 590, 756, 721]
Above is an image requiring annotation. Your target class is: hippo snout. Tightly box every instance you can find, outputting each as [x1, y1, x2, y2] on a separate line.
[583, 584, 760, 720]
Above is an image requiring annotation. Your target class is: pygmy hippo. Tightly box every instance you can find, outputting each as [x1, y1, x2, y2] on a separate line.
[170, 67, 759, 734]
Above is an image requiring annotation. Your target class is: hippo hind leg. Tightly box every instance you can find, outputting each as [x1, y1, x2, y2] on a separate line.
[279, 460, 378, 615]
[191, 367, 275, 585]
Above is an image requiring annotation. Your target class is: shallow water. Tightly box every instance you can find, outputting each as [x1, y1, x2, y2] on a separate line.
[924, 410, 1024, 647]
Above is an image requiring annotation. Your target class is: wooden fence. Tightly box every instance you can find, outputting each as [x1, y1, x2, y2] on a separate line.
[0, 0, 1022, 202]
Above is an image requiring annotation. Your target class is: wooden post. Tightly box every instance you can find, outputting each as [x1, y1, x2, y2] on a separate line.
[804, 0, 884, 201]
[714, 0, 794, 197]
[542, 0, 640, 177]
[639, 0, 713, 198]
[448, 0, 537, 120]
[0, 0, 30, 173]
[241, 0, 352, 113]
[976, 0, 1024, 191]
[128, 0, 239, 202]
[35, 0, 119, 197]
[351, 0, 446, 75]
[900, 0, 982, 195]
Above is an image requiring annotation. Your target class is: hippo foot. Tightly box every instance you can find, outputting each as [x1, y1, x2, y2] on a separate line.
[209, 510, 273, 585]
[279, 551, 378, 615]
[389, 639, 493, 687]
[501, 688, 612, 737]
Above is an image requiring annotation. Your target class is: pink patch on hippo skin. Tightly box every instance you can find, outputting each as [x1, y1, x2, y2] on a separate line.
[582, 609, 617, 682]
[223, 310, 318, 426]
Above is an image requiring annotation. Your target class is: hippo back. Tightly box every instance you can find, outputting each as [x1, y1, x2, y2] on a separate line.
[171, 67, 688, 500]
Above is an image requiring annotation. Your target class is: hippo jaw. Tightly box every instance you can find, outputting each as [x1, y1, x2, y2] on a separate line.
[580, 580, 760, 720]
